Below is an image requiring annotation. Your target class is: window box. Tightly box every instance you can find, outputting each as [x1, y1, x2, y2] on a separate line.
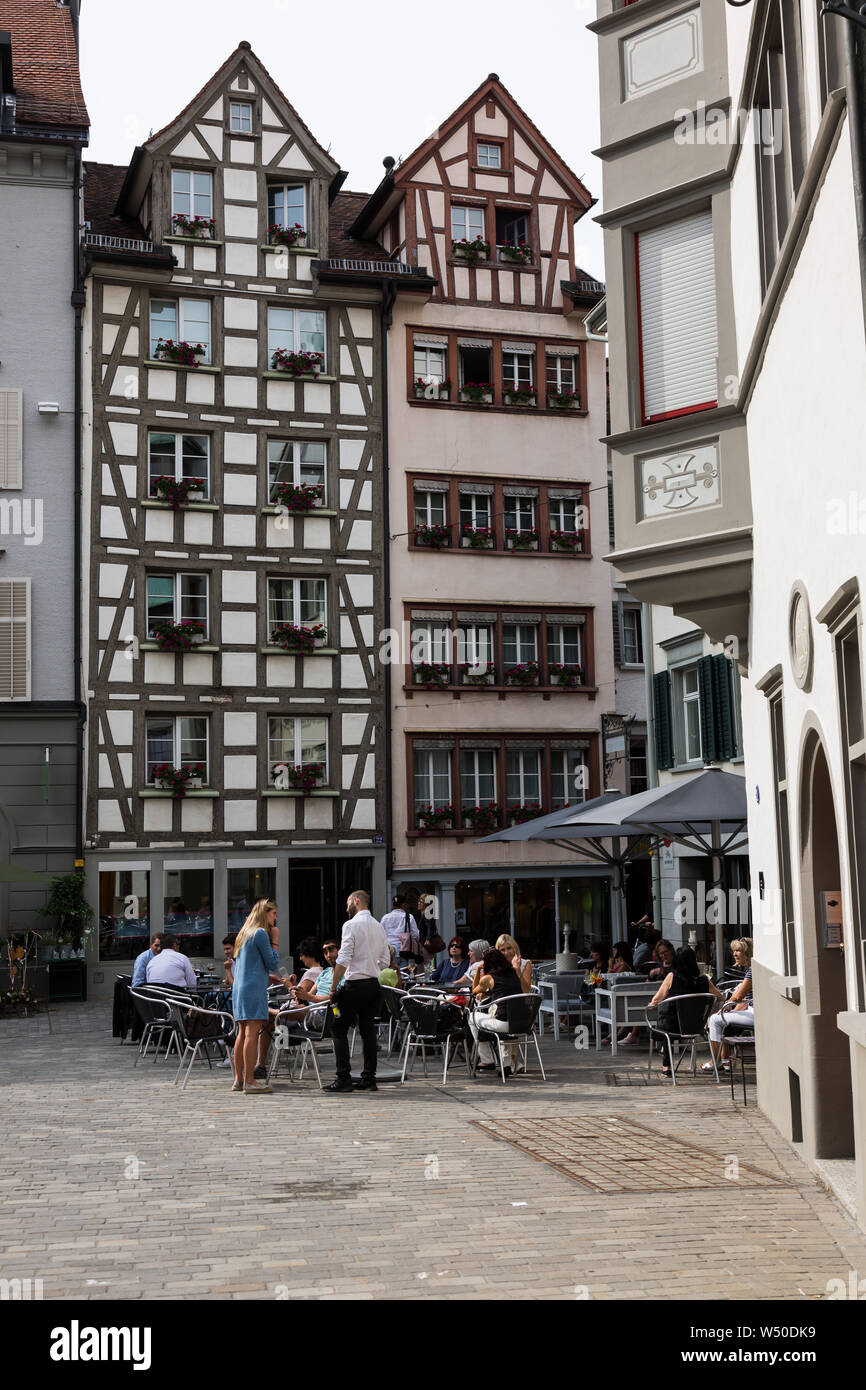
[152, 764, 205, 800]
[505, 528, 539, 551]
[452, 237, 490, 262]
[152, 339, 207, 369]
[547, 390, 581, 410]
[509, 802, 543, 826]
[498, 242, 533, 266]
[171, 214, 215, 240]
[503, 388, 537, 408]
[149, 475, 207, 510]
[270, 348, 324, 377]
[271, 762, 326, 796]
[504, 661, 540, 687]
[549, 529, 584, 554]
[271, 482, 325, 513]
[416, 804, 455, 833]
[269, 623, 327, 654]
[268, 222, 306, 249]
[413, 523, 451, 549]
[549, 663, 584, 688]
[413, 662, 451, 688]
[414, 377, 451, 401]
[460, 663, 495, 687]
[461, 525, 495, 549]
[463, 804, 500, 836]
[459, 382, 493, 405]
[149, 620, 207, 653]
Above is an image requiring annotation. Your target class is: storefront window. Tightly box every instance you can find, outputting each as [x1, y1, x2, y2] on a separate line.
[559, 878, 610, 956]
[163, 868, 214, 959]
[455, 880, 510, 942]
[512, 879, 556, 958]
[98, 870, 150, 962]
[227, 868, 276, 932]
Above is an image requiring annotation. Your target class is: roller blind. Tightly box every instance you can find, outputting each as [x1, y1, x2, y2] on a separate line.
[0, 579, 30, 699]
[0, 390, 23, 489]
[637, 211, 718, 422]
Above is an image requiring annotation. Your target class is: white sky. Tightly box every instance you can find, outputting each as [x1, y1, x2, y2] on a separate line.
[79, 0, 605, 279]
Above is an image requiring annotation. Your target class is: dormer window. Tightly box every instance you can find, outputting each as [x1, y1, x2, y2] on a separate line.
[268, 182, 307, 233]
[171, 170, 213, 221]
[477, 143, 502, 169]
[230, 101, 253, 133]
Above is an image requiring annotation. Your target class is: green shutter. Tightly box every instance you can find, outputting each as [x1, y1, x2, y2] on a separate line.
[713, 654, 736, 761]
[653, 670, 674, 771]
[697, 655, 718, 763]
[612, 602, 622, 666]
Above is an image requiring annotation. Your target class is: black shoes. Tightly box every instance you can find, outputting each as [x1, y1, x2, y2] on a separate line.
[352, 1078, 378, 1091]
[324, 1079, 353, 1093]
[253, 1065, 267, 1080]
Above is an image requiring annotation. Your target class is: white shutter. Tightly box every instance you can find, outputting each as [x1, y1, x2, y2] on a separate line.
[0, 579, 30, 699]
[637, 211, 718, 422]
[0, 390, 23, 489]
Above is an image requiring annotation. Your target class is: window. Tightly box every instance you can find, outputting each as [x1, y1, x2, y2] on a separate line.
[621, 608, 644, 665]
[675, 665, 702, 764]
[267, 577, 327, 637]
[148, 432, 210, 498]
[768, 690, 797, 983]
[546, 353, 579, 402]
[502, 349, 534, 392]
[754, 1, 807, 294]
[146, 715, 209, 782]
[150, 298, 211, 362]
[477, 143, 502, 168]
[834, 618, 866, 1007]
[98, 869, 150, 962]
[548, 497, 581, 535]
[228, 867, 276, 930]
[628, 737, 648, 795]
[413, 343, 447, 383]
[268, 182, 307, 232]
[461, 750, 497, 808]
[551, 750, 587, 808]
[146, 573, 209, 639]
[496, 207, 530, 247]
[458, 342, 492, 388]
[413, 488, 447, 528]
[163, 867, 213, 957]
[267, 307, 326, 365]
[637, 210, 717, 422]
[504, 495, 536, 533]
[171, 169, 212, 220]
[506, 750, 541, 808]
[451, 205, 485, 242]
[457, 624, 494, 667]
[0, 578, 29, 699]
[459, 491, 491, 530]
[268, 715, 328, 782]
[414, 749, 452, 815]
[267, 440, 326, 504]
[229, 101, 253, 133]
[411, 621, 451, 665]
[503, 622, 538, 667]
[0, 389, 22, 489]
[547, 623, 582, 668]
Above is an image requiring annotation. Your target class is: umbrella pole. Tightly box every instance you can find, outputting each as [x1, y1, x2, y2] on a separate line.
[712, 820, 724, 976]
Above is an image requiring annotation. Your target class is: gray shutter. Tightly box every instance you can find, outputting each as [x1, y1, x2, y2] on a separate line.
[653, 671, 674, 771]
[0, 390, 23, 489]
[611, 601, 622, 666]
[0, 579, 30, 698]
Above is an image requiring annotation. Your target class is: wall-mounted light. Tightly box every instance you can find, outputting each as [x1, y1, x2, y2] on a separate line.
[37, 402, 60, 414]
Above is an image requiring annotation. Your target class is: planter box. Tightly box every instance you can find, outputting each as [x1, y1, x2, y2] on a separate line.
[459, 390, 493, 405]
[414, 384, 450, 401]
[506, 539, 539, 552]
[504, 392, 537, 408]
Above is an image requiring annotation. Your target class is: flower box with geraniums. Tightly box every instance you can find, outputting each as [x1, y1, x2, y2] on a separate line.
[549, 662, 584, 688]
[416, 803, 455, 833]
[149, 619, 207, 653]
[153, 338, 206, 369]
[499, 240, 533, 265]
[270, 622, 327, 654]
[149, 475, 206, 510]
[509, 802, 543, 826]
[153, 763, 205, 799]
[459, 381, 493, 405]
[171, 213, 215, 240]
[503, 387, 537, 408]
[464, 804, 500, 836]
[271, 481, 325, 513]
[413, 661, 451, 688]
[504, 660, 540, 687]
[550, 529, 584, 554]
[271, 762, 325, 795]
[268, 222, 306, 249]
[452, 236, 490, 262]
[270, 348, 324, 378]
[505, 527, 539, 551]
[461, 525, 494, 550]
[460, 662, 495, 687]
[413, 522, 451, 549]
[414, 376, 451, 401]
[547, 389, 581, 410]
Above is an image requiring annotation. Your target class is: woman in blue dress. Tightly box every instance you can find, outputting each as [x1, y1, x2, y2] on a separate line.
[231, 899, 280, 1093]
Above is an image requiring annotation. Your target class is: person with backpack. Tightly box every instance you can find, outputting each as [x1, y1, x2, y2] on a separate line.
[379, 893, 422, 964]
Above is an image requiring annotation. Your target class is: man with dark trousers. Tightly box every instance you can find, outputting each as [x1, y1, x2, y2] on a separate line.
[326, 889, 389, 1093]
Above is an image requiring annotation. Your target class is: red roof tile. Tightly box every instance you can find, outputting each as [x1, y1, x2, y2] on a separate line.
[0, 0, 88, 131]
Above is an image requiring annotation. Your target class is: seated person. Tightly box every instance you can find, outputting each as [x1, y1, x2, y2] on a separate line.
[429, 936, 470, 986]
[467, 948, 521, 1075]
[378, 946, 403, 989]
[131, 934, 162, 988]
[633, 928, 660, 969]
[646, 938, 675, 980]
[650, 946, 723, 1077]
[222, 935, 237, 988]
[703, 938, 754, 1073]
[608, 940, 633, 973]
[145, 937, 196, 991]
[584, 940, 608, 990]
[268, 938, 324, 1027]
[495, 934, 532, 993]
[448, 939, 491, 994]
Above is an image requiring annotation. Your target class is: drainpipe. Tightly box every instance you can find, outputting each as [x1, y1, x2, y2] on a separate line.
[72, 146, 86, 863]
[381, 281, 396, 902]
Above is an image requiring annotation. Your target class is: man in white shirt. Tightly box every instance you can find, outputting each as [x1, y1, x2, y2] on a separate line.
[326, 889, 389, 1093]
[145, 938, 197, 991]
[379, 893, 420, 962]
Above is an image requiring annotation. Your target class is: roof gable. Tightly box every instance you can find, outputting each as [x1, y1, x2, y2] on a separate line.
[1, 0, 88, 132]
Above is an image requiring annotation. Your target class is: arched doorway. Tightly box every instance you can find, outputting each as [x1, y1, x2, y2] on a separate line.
[799, 732, 854, 1159]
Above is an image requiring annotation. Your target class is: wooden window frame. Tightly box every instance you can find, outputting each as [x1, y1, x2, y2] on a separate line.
[145, 713, 210, 785]
[145, 570, 210, 642]
[267, 714, 329, 786]
[406, 325, 586, 414]
[406, 472, 591, 559]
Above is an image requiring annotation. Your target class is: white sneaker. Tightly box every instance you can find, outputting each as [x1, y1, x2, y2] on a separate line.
[217, 1058, 232, 1068]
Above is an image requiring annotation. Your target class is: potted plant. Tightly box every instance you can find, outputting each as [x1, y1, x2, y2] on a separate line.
[505, 527, 539, 551]
[275, 762, 325, 795]
[413, 522, 451, 549]
[503, 386, 537, 407]
[149, 619, 206, 652]
[149, 475, 206, 509]
[270, 622, 327, 654]
[504, 660, 540, 686]
[509, 802, 543, 825]
[171, 214, 215, 239]
[464, 803, 500, 835]
[413, 661, 451, 687]
[550, 529, 584, 553]
[461, 525, 495, 549]
[549, 662, 584, 688]
[460, 662, 495, 686]
[38, 872, 95, 954]
[2, 986, 38, 1017]
[547, 389, 581, 409]
[416, 803, 455, 832]
[452, 236, 490, 262]
[271, 481, 325, 512]
[268, 222, 306, 249]
[270, 348, 324, 377]
[152, 338, 207, 369]
[152, 763, 205, 799]
[499, 240, 533, 265]
[459, 381, 493, 404]
[414, 376, 451, 401]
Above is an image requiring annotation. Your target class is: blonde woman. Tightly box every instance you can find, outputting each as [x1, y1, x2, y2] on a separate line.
[495, 934, 532, 993]
[231, 899, 279, 1094]
[702, 938, 754, 1073]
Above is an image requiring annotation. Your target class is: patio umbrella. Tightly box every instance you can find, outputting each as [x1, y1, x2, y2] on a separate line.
[552, 767, 749, 971]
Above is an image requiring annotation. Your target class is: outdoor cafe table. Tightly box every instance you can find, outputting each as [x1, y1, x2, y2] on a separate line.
[594, 979, 657, 1056]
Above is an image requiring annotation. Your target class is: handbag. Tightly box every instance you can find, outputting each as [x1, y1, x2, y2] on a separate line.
[425, 932, 447, 955]
[399, 910, 423, 960]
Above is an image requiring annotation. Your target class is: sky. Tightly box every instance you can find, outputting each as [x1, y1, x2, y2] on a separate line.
[79, 0, 605, 279]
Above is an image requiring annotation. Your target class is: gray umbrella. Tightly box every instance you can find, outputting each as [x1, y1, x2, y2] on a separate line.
[554, 768, 749, 970]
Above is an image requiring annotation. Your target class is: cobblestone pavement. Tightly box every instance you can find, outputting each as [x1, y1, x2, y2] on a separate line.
[1, 1003, 864, 1301]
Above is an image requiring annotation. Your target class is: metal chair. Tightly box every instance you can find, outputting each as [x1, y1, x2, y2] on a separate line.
[645, 993, 718, 1085]
[129, 988, 184, 1064]
[398, 995, 470, 1083]
[294, 1004, 333, 1088]
[537, 971, 588, 1040]
[267, 1005, 307, 1082]
[380, 985, 409, 1056]
[169, 1001, 235, 1090]
[719, 1000, 756, 1105]
[470, 992, 546, 1085]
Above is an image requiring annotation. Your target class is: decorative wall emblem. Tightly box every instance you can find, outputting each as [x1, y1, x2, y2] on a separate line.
[622, 9, 703, 102]
[640, 443, 719, 518]
[789, 583, 813, 691]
